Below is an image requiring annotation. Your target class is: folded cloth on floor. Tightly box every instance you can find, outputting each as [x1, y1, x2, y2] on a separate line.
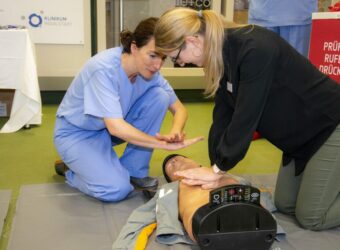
[112, 181, 193, 250]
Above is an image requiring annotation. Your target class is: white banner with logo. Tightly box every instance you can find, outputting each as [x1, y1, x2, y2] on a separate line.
[0, 0, 84, 44]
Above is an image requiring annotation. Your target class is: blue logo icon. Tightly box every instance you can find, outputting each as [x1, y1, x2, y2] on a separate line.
[29, 13, 42, 27]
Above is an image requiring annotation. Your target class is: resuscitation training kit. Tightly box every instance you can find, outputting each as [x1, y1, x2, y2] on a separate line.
[192, 184, 277, 250]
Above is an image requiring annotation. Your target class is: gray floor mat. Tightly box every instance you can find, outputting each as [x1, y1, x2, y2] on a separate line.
[0, 190, 11, 235]
[7, 183, 192, 250]
[273, 213, 340, 250]
[7, 177, 340, 250]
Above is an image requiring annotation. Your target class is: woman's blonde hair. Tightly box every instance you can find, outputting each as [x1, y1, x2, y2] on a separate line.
[155, 7, 225, 97]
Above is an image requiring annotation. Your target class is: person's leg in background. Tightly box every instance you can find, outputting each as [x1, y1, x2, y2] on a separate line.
[119, 87, 170, 178]
[295, 124, 340, 230]
[277, 24, 312, 57]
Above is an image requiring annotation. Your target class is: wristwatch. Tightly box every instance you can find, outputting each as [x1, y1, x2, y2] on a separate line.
[212, 164, 226, 175]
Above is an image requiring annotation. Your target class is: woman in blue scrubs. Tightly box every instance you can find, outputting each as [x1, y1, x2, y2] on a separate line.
[53, 17, 203, 202]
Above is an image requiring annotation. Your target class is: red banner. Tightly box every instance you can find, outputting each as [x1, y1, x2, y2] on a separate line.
[309, 12, 340, 84]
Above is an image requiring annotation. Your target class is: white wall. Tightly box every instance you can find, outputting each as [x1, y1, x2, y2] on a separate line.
[36, 0, 208, 90]
[36, 0, 106, 90]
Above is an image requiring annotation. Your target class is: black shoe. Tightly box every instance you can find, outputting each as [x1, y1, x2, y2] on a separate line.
[142, 188, 157, 200]
[54, 160, 69, 177]
[130, 176, 158, 190]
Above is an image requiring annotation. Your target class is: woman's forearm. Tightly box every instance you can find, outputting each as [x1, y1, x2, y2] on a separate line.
[169, 100, 188, 134]
[104, 117, 166, 149]
[104, 117, 203, 151]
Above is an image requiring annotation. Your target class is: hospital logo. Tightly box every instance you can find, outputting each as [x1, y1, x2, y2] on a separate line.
[27, 11, 71, 28]
[29, 13, 43, 28]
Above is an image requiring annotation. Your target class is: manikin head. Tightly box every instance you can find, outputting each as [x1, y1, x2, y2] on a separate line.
[162, 154, 201, 182]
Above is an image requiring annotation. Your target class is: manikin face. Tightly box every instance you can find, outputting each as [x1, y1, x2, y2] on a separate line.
[164, 155, 201, 182]
[133, 38, 166, 80]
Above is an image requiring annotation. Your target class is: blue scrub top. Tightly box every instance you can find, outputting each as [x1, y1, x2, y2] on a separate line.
[248, 0, 318, 27]
[57, 47, 178, 131]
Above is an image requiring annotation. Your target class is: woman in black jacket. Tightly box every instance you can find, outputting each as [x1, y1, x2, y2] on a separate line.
[154, 7, 340, 230]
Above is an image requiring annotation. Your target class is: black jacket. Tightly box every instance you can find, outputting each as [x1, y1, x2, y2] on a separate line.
[209, 25, 340, 175]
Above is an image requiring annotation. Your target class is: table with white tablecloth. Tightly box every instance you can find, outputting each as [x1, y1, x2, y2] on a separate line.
[0, 29, 42, 133]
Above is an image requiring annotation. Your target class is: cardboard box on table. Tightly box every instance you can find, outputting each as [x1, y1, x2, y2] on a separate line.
[0, 89, 14, 117]
[309, 12, 340, 84]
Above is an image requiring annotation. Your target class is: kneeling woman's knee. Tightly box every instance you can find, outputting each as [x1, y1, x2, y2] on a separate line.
[88, 180, 133, 202]
[295, 207, 325, 231]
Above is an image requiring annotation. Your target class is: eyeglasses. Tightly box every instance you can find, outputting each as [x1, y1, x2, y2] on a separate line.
[170, 44, 184, 63]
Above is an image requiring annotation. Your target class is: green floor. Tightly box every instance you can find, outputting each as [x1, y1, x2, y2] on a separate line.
[0, 103, 282, 250]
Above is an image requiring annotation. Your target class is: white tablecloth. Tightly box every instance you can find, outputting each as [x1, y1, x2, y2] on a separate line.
[0, 29, 42, 133]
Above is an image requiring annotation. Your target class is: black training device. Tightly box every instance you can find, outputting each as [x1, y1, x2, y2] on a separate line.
[192, 184, 277, 250]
